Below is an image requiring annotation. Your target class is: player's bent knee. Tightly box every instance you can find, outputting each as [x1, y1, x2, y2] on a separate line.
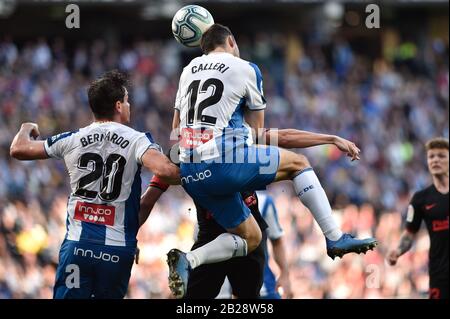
[227, 215, 262, 254]
[295, 153, 310, 169]
[277, 150, 311, 181]
[286, 153, 310, 179]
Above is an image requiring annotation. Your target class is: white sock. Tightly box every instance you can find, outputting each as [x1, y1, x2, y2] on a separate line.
[293, 168, 343, 241]
[185, 233, 248, 269]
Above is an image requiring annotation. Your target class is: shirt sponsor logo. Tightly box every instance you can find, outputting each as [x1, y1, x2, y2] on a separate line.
[432, 217, 449, 232]
[74, 201, 115, 226]
[180, 128, 213, 149]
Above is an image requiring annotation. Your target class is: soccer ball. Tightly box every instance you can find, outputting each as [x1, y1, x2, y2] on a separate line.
[171, 5, 214, 48]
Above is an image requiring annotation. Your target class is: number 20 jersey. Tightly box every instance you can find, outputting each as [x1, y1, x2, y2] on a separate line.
[44, 121, 160, 247]
[175, 52, 266, 162]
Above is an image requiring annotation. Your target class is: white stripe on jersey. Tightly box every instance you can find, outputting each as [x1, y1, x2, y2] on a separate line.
[66, 199, 81, 242]
[45, 122, 161, 247]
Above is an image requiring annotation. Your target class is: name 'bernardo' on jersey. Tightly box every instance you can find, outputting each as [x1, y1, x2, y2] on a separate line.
[191, 62, 230, 74]
[80, 131, 130, 149]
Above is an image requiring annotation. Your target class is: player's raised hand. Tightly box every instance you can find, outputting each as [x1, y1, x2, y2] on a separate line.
[333, 136, 361, 161]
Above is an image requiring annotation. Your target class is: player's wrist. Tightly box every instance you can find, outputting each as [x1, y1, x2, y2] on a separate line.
[330, 135, 339, 145]
[149, 175, 170, 191]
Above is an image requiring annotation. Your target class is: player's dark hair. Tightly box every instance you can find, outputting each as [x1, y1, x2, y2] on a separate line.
[87, 70, 128, 120]
[200, 24, 233, 54]
[425, 137, 449, 151]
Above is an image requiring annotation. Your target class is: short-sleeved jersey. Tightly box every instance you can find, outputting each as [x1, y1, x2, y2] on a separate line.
[406, 185, 449, 279]
[257, 191, 284, 297]
[175, 52, 266, 162]
[44, 122, 161, 247]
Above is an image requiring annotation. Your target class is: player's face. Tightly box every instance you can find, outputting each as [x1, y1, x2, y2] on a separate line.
[427, 148, 449, 176]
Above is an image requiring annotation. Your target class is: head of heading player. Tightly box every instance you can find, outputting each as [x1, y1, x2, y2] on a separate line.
[426, 138, 449, 178]
[200, 23, 240, 58]
[87, 70, 131, 124]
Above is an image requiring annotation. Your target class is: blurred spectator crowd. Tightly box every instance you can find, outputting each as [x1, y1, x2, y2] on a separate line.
[0, 32, 448, 298]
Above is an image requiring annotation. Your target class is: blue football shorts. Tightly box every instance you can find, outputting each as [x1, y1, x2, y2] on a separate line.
[181, 145, 280, 229]
[53, 239, 136, 299]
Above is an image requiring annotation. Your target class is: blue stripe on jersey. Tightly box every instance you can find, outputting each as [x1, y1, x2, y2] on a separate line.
[80, 221, 106, 244]
[249, 62, 263, 93]
[65, 197, 70, 233]
[64, 213, 69, 240]
[261, 195, 282, 297]
[220, 97, 247, 162]
[226, 97, 246, 129]
[262, 244, 277, 296]
[145, 132, 154, 143]
[124, 165, 141, 247]
[46, 130, 79, 147]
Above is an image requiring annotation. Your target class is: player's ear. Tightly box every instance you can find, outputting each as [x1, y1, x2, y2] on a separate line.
[227, 35, 234, 48]
[115, 100, 122, 114]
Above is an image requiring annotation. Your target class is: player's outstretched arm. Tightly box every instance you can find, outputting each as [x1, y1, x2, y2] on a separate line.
[262, 129, 360, 161]
[10, 122, 49, 160]
[387, 229, 416, 266]
[141, 149, 181, 185]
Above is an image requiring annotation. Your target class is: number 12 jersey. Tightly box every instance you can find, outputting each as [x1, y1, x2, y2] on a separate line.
[175, 52, 266, 162]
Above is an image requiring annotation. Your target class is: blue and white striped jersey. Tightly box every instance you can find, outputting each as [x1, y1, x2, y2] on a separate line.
[44, 121, 161, 247]
[175, 52, 266, 162]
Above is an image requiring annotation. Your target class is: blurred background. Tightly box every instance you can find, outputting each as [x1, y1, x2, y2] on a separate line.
[0, 0, 448, 298]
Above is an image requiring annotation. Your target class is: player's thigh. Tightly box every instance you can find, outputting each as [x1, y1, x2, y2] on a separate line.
[274, 148, 310, 182]
[53, 240, 94, 299]
[92, 246, 135, 299]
